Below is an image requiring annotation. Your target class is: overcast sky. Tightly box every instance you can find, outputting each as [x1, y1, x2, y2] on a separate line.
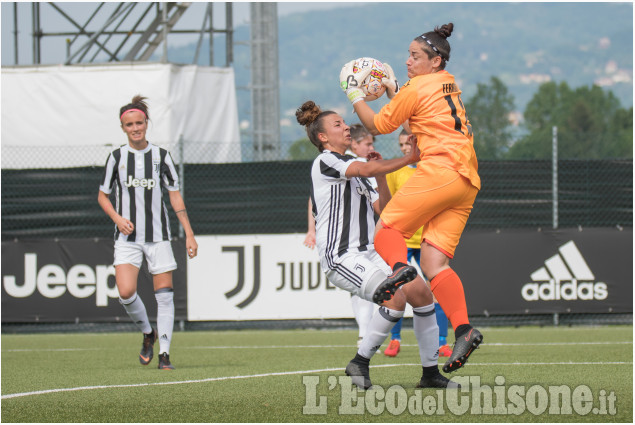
[1, 2, 358, 65]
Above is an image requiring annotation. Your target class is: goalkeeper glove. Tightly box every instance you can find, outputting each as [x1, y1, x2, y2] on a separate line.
[381, 62, 399, 99]
[339, 60, 371, 105]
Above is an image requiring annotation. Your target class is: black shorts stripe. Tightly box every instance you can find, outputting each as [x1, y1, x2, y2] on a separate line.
[334, 264, 362, 288]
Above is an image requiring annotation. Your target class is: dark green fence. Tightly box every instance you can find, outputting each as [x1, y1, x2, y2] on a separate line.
[2, 159, 632, 240]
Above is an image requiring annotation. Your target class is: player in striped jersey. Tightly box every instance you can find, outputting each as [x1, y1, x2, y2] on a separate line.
[304, 124, 382, 353]
[98, 95, 198, 370]
[296, 100, 457, 390]
[340, 23, 483, 375]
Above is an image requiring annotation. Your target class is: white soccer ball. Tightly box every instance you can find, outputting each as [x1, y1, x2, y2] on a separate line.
[353, 57, 388, 101]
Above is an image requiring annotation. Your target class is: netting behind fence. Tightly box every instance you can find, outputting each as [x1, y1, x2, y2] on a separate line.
[1, 157, 631, 240]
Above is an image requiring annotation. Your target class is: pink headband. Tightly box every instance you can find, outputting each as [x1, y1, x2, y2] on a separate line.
[120, 108, 147, 121]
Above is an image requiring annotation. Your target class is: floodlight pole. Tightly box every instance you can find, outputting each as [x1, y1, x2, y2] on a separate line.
[178, 134, 185, 239]
[552, 126, 558, 230]
[31, 2, 41, 64]
[13, 3, 19, 64]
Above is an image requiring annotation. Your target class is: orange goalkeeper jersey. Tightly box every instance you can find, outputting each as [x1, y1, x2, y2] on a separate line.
[373, 71, 480, 190]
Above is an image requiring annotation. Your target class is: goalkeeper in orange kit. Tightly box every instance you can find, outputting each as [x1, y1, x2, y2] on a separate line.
[340, 22, 482, 373]
[384, 130, 453, 359]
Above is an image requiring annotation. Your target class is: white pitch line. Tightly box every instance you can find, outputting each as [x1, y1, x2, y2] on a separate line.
[4, 348, 101, 352]
[1, 361, 631, 400]
[3, 340, 632, 353]
[188, 341, 633, 349]
[469, 341, 633, 346]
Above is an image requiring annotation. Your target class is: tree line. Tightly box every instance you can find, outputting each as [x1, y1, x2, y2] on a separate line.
[290, 80, 633, 160]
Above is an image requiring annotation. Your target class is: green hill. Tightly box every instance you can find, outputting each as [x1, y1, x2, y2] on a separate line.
[167, 2, 633, 153]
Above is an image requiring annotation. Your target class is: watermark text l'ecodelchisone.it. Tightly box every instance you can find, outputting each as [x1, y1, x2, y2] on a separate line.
[302, 375, 617, 416]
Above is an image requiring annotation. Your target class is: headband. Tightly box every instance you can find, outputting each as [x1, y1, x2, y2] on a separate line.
[120, 108, 147, 121]
[418, 34, 448, 62]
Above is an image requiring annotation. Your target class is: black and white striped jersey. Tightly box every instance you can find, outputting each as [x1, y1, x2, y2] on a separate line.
[310, 150, 379, 272]
[99, 142, 179, 242]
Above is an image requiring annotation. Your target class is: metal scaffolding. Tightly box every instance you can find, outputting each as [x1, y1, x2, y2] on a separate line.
[5, 2, 281, 161]
[10, 2, 234, 66]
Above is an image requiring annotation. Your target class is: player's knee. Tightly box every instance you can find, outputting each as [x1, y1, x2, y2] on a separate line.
[403, 277, 434, 307]
[383, 289, 407, 310]
[119, 291, 138, 305]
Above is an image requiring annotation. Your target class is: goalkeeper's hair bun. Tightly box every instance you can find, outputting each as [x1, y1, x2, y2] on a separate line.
[435, 23, 453, 39]
[296, 100, 336, 152]
[416, 22, 453, 69]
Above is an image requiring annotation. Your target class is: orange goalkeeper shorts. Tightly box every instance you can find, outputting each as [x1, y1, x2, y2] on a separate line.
[379, 164, 479, 258]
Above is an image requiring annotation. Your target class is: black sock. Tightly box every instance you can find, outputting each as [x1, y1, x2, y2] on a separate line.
[353, 353, 370, 365]
[454, 324, 473, 339]
[422, 365, 440, 378]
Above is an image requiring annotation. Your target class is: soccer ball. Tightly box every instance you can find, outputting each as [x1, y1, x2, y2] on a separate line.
[352, 57, 388, 101]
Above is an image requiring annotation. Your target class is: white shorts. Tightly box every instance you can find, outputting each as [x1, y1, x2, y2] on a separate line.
[114, 240, 177, 275]
[325, 250, 392, 302]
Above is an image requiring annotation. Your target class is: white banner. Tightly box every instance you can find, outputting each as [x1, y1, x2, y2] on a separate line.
[188, 234, 357, 321]
[1, 63, 240, 168]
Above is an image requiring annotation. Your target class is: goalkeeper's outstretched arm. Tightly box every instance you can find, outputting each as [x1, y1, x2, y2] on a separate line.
[352, 101, 380, 136]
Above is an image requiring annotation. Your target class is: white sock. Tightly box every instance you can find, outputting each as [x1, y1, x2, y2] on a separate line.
[413, 303, 439, 367]
[155, 288, 175, 355]
[351, 295, 374, 338]
[119, 292, 152, 334]
[358, 306, 404, 359]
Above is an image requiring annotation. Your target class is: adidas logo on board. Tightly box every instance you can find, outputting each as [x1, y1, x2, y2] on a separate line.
[521, 241, 608, 301]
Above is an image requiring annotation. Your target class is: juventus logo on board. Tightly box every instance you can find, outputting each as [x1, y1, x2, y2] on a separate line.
[223, 245, 261, 309]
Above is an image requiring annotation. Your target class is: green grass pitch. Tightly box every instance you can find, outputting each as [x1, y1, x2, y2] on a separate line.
[2, 325, 632, 422]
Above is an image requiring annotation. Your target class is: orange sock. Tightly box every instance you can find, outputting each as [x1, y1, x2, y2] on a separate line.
[430, 268, 469, 330]
[374, 225, 407, 269]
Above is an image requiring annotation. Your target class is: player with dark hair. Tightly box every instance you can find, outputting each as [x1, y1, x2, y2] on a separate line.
[304, 123, 380, 351]
[296, 100, 457, 389]
[340, 23, 483, 373]
[98, 95, 198, 370]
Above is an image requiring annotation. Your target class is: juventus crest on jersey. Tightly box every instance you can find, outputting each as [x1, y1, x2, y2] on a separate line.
[310, 150, 379, 272]
[99, 143, 179, 243]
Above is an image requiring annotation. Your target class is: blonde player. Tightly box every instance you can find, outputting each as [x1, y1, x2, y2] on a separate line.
[340, 23, 483, 373]
[98, 95, 198, 370]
